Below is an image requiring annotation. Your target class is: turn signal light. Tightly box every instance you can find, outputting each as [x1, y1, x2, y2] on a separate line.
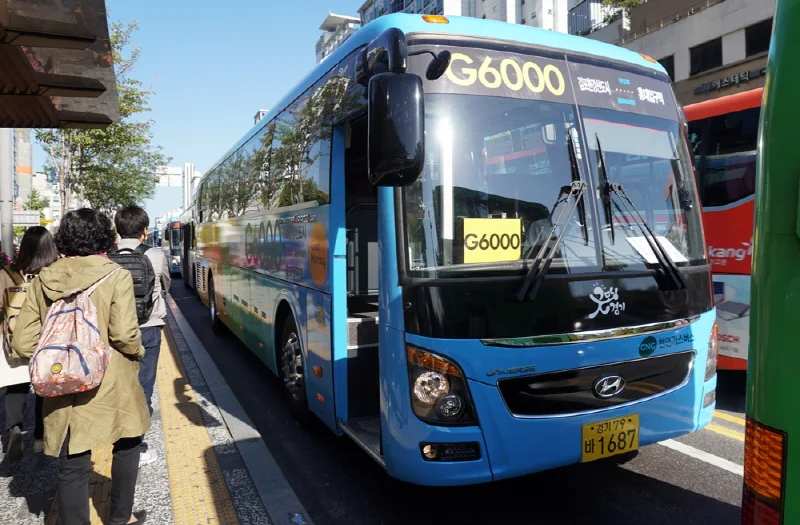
[640, 53, 658, 63]
[408, 346, 462, 376]
[422, 15, 449, 24]
[742, 417, 786, 524]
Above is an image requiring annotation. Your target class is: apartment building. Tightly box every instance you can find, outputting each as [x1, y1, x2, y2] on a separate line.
[582, 0, 775, 105]
[358, 0, 567, 31]
[316, 13, 361, 63]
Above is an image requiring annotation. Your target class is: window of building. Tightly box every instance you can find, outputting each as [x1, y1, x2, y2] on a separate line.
[689, 37, 722, 76]
[746, 18, 773, 57]
[658, 55, 675, 81]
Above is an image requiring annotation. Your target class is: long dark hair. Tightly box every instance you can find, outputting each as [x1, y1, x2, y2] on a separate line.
[13, 226, 58, 275]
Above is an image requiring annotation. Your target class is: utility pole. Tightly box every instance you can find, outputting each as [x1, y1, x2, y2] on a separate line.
[0, 128, 13, 251]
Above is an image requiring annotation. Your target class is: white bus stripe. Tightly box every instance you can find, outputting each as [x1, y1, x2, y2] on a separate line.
[658, 439, 744, 476]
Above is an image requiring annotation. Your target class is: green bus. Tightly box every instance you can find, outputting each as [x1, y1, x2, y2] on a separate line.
[743, 0, 798, 523]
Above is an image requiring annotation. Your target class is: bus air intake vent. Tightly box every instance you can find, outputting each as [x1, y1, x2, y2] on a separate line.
[497, 351, 695, 417]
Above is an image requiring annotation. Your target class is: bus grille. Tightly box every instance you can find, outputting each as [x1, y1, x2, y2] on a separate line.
[497, 351, 695, 417]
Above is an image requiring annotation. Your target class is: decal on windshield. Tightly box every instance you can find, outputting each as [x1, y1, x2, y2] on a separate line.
[588, 284, 626, 319]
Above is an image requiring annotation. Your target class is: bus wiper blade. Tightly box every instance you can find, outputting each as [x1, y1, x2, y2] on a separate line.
[594, 133, 615, 245]
[516, 180, 587, 302]
[568, 129, 589, 246]
[608, 181, 687, 291]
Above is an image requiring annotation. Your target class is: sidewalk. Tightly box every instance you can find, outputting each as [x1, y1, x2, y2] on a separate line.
[0, 309, 272, 525]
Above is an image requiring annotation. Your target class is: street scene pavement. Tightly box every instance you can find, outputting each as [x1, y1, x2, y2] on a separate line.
[174, 282, 748, 525]
[0, 279, 748, 524]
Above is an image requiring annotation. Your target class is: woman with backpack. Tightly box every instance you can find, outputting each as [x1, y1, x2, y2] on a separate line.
[0, 226, 57, 460]
[12, 209, 149, 525]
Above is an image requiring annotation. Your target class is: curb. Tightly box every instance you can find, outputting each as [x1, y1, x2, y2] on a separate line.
[165, 295, 314, 525]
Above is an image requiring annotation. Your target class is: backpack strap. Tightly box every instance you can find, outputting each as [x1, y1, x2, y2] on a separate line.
[4, 266, 25, 286]
[85, 267, 122, 296]
[135, 244, 150, 255]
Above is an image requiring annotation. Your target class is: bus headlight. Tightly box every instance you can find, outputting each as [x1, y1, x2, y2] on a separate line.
[407, 345, 476, 425]
[705, 323, 718, 381]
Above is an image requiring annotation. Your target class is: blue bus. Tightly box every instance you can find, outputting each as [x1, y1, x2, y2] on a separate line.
[190, 13, 717, 485]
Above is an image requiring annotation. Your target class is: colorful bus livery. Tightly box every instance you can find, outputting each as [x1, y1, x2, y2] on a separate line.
[686, 87, 761, 370]
[192, 14, 717, 485]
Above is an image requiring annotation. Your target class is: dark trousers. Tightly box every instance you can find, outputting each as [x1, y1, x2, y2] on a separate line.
[138, 326, 162, 417]
[58, 434, 142, 525]
[4, 383, 43, 438]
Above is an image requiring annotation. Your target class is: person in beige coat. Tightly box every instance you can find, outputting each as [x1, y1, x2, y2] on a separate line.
[0, 226, 58, 460]
[12, 209, 150, 525]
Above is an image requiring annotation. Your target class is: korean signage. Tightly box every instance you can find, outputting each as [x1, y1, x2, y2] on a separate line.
[694, 67, 767, 95]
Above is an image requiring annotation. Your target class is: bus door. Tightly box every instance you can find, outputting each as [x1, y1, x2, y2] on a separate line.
[338, 115, 382, 450]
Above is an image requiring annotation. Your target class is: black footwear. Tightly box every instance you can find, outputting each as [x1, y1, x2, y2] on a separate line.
[7, 426, 24, 461]
[132, 510, 147, 524]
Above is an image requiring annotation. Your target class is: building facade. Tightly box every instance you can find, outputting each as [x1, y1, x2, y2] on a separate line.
[317, 13, 361, 63]
[182, 162, 202, 211]
[358, 0, 568, 32]
[584, 0, 774, 105]
[13, 129, 32, 210]
[157, 166, 183, 188]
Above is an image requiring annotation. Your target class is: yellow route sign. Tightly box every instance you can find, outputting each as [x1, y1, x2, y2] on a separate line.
[462, 218, 522, 264]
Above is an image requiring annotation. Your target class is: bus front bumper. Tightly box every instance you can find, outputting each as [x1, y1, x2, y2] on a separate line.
[383, 367, 716, 486]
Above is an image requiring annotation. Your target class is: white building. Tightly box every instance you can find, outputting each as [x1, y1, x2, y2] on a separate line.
[358, 0, 568, 32]
[156, 166, 183, 188]
[316, 13, 361, 63]
[584, 0, 774, 105]
[182, 162, 202, 211]
[31, 171, 60, 223]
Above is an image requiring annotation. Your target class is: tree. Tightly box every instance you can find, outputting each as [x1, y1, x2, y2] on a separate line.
[23, 189, 49, 215]
[36, 21, 169, 215]
[602, 0, 643, 17]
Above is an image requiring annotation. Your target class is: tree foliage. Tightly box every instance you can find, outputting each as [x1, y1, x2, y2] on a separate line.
[36, 21, 169, 215]
[201, 72, 362, 221]
[602, 0, 644, 15]
[23, 189, 49, 214]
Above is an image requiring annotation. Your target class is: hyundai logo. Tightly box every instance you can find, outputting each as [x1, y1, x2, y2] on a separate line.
[593, 375, 626, 399]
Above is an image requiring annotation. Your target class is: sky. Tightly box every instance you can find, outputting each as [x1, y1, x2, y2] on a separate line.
[34, 0, 364, 177]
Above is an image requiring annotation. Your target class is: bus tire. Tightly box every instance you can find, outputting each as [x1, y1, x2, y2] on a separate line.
[208, 275, 223, 334]
[280, 316, 313, 426]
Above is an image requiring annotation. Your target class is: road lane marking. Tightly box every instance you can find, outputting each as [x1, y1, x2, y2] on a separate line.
[658, 439, 743, 476]
[714, 411, 746, 426]
[706, 422, 745, 442]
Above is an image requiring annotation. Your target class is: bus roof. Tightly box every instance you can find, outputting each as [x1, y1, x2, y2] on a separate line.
[201, 13, 666, 184]
[684, 87, 763, 121]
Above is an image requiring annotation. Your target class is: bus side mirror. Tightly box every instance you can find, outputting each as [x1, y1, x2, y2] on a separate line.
[367, 72, 425, 187]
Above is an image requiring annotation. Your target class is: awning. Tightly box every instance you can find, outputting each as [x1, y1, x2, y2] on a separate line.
[0, 0, 119, 129]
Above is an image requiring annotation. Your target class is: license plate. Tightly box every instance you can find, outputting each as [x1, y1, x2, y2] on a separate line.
[581, 414, 639, 463]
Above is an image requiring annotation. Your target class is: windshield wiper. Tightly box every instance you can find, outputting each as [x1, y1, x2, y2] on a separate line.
[568, 128, 589, 246]
[594, 134, 615, 245]
[594, 135, 686, 290]
[516, 180, 587, 302]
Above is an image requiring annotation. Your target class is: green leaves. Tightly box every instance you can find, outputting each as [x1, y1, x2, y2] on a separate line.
[36, 20, 170, 215]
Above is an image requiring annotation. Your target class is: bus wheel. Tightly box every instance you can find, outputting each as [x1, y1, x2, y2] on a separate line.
[280, 316, 313, 425]
[209, 276, 223, 334]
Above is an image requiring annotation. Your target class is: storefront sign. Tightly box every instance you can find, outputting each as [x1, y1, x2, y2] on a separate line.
[694, 68, 767, 94]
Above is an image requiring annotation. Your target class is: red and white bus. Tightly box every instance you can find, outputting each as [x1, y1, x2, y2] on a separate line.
[685, 87, 762, 370]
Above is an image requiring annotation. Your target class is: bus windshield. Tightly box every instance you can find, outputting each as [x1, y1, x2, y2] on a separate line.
[402, 96, 704, 277]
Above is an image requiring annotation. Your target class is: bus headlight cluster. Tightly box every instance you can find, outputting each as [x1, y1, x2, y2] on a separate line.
[407, 346, 475, 425]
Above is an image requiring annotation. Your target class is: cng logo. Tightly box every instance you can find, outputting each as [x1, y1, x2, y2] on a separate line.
[639, 336, 657, 357]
